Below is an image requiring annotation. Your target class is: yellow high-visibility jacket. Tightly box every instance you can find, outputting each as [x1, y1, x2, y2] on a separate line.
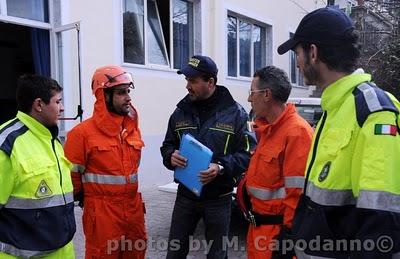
[293, 73, 400, 258]
[0, 111, 76, 258]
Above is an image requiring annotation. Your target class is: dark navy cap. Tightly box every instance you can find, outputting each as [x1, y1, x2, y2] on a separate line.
[277, 7, 355, 55]
[177, 55, 218, 78]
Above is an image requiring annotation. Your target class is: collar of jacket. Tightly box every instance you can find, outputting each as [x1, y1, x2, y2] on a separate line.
[254, 103, 296, 134]
[17, 111, 57, 139]
[321, 73, 371, 111]
[92, 87, 139, 137]
[176, 85, 236, 114]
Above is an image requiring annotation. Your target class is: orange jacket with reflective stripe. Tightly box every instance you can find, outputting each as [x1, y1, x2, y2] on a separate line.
[64, 85, 144, 197]
[246, 104, 313, 227]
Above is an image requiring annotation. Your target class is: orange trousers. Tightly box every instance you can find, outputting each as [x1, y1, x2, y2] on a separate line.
[82, 194, 146, 259]
[247, 224, 280, 259]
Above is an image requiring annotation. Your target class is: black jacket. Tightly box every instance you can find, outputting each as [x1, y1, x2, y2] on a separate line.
[160, 85, 256, 200]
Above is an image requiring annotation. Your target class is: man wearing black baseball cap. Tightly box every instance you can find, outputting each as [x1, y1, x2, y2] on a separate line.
[277, 6, 400, 258]
[161, 55, 256, 258]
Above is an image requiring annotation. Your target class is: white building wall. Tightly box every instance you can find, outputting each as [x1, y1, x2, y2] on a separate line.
[62, 0, 327, 133]
[61, 0, 327, 184]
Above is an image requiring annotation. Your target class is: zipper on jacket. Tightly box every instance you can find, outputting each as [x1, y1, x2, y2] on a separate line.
[52, 138, 66, 203]
[303, 111, 327, 194]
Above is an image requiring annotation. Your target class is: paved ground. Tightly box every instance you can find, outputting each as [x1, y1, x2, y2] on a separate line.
[73, 186, 248, 258]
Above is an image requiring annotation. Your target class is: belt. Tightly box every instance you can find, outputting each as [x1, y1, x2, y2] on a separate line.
[248, 211, 283, 226]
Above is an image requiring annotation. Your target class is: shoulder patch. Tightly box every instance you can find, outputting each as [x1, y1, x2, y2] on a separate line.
[374, 124, 397, 136]
[352, 82, 399, 127]
[0, 119, 29, 156]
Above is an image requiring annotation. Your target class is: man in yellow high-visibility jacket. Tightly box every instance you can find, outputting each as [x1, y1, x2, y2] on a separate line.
[0, 75, 76, 258]
[278, 6, 400, 258]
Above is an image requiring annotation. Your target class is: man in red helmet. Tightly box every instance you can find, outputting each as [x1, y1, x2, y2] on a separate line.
[64, 65, 146, 258]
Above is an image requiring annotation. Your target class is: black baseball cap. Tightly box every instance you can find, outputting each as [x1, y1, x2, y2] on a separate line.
[277, 6, 355, 55]
[177, 55, 218, 78]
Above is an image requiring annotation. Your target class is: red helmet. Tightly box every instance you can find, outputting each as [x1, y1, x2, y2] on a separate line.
[91, 65, 134, 94]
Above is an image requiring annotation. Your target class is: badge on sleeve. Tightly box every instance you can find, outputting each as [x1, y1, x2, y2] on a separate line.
[318, 162, 331, 182]
[36, 180, 53, 198]
[374, 124, 397, 136]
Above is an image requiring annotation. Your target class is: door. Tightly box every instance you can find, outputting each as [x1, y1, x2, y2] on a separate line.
[53, 22, 83, 139]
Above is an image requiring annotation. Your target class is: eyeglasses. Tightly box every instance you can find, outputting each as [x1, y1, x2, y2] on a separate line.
[248, 89, 266, 97]
[103, 72, 135, 89]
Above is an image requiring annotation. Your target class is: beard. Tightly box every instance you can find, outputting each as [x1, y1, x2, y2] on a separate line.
[303, 61, 321, 86]
[106, 99, 130, 116]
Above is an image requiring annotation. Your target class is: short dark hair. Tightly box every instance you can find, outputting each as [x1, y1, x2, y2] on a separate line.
[300, 30, 360, 73]
[16, 74, 63, 113]
[199, 72, 218, 85]
[253, 66, 292, 103]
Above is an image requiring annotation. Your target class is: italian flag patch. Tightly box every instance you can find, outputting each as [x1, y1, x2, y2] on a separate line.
[374, 124, 397, 136]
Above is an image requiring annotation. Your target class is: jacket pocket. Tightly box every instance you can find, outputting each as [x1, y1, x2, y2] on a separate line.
[20, 155, 55, 176]
[90, 141, 120, 171]
[126, 138, 144, 150]
[255, 149, 283, 186]
[320, 128, 352, 157]
[208, 127, 233, 155]
[126, 138, 144, 169]
[19, 156, 57, 188]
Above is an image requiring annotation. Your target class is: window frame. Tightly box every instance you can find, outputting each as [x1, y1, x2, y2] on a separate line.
[226, 11, 270, 79]
[289, 32, 306, 88]
[122, 0, 200, 70]
[0, 0, 51, 29]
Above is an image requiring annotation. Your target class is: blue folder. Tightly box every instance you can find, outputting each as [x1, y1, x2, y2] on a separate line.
[174, 134, 213, 197]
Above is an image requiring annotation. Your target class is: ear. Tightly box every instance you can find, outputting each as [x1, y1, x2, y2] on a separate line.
[32, 98, 43, 112]
[264, 88, 273, 102]
[309, 44, 319, 63]
[208, 77, 215, 87]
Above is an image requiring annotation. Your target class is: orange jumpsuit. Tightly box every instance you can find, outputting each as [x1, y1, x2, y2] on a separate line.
[246, 104, 313, 259]
[64, 86, 146, 258]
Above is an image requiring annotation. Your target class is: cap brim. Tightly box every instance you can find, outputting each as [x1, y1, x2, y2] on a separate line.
[177, 65, 202, 78]
[277, 37, 299, 55]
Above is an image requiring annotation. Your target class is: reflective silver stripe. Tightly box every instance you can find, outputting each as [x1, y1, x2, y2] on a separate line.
[284, 176, 304, 188]
[72, 163, 85, 174]
[4, 192, 74, 209]
[247, 186, 286, 200]
[307, 181, 356, 206]
[83, 172, 138, 184]
[0, 121, 24, 146]
[357, 190, 400, 213]
[358, 83, 383, 112]
[0, 241, 54, 257]
[130, 174, 138, 183]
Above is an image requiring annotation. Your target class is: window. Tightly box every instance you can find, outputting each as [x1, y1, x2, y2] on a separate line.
[123, 0, 199, 68]
[6, 0, 49, 22]
[289, 33, 304, 87]
[173, 0, 194, 69]
[227, 13, 269, 78]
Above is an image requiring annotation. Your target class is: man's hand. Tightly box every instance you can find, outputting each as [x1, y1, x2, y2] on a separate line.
[199, 163, 220, 185]
[170, 150, 187, 168]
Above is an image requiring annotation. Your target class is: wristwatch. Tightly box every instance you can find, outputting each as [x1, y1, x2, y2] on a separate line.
[217, 163, 224, 175]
